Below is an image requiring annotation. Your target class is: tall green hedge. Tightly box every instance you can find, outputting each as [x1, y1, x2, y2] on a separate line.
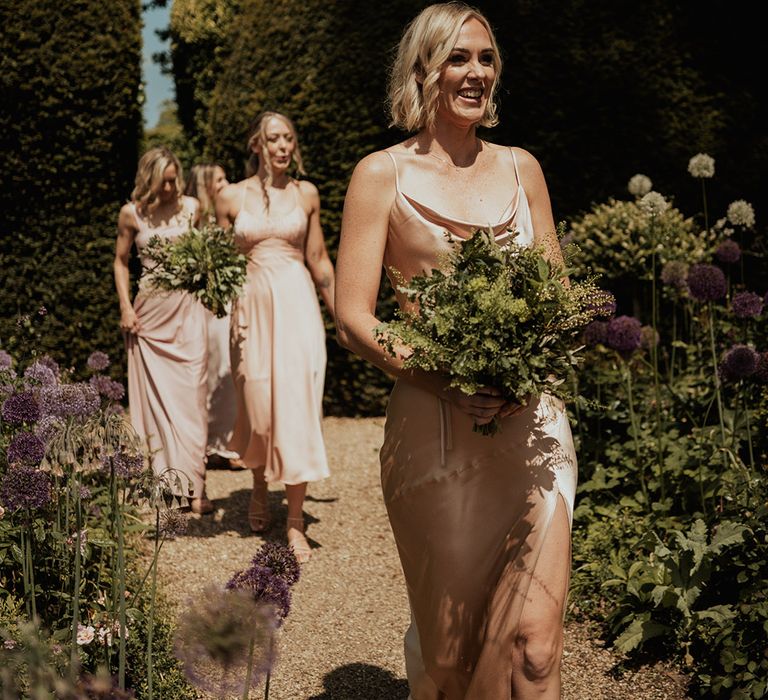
[170, 0, 766, 415]
[0, 0, 143, 376]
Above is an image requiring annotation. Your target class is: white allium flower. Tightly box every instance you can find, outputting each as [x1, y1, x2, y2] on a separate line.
[688, 153, 715, 178]
[628, 174, 653, 197]
[76, 624, 95, 646]
[638, 191, 669, 217]
[726, 199, 756, 228]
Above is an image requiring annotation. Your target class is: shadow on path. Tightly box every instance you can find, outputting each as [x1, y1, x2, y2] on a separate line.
[307, 663, 409, 700]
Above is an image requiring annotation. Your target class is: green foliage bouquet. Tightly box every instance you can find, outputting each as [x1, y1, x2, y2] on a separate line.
[375, 228, 612, 435]
[141, 224, 247, 317]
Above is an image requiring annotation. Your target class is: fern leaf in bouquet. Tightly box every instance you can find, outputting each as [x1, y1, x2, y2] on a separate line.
[141, 223, 248, 318]
[375, 227, 612, 435]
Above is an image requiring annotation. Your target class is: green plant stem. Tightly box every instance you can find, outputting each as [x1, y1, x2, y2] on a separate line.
[116, 488, 127, 690]
[623, 361, 649, 507]
[742, 389, 755, 472]
[701, 179, 709, 234]
[264, 669, 271, 700]
[146, 507, 160, 700]
[71, 480, 82, 667]
[20, 523, 32, 619]
[707, 303, 728, 471]
[650, 249, 666, 501]
[242, 634, 256, 700]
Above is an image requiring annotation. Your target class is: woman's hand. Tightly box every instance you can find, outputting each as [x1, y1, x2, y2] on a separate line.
[497, 395, 530, 418]
[442, 385, 506, 426]
[120, 307, 140, 334]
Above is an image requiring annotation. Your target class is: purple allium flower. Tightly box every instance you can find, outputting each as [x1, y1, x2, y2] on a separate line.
[86, 351, 110, 372]
[40, 383, 99, 419]
[34, 414, 63, 446]
[687, 264, 727, 302]
[89, 375, 125, 401]
[720, 344, 758, 381]
[715, 239, 741, 264]
[583, 321, 609, 347]
[0, 465, 52, 511]
[605, 316, 643, 354]
[0, 350, 12, 371]
[1, 391, 41, 425]
[251, 542, 301, 587]
[36, 355, 60, 377]
[754, 352, 768, 384]
[102, 448, 144, 479]
[23, 361, 57, 387]
[7, 431, 46, 466]
[660, 261, 689, 289]
[640, 325, 660, 350]
[227, 564, 291, 624]
[174, 586, 276, 697]
[731, 291, 764, 319]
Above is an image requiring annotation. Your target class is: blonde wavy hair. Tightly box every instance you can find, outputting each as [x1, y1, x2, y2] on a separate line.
[388, 2, 502, 133]
[184, 163, 222, 220]
[131, 146, 184, 213]
[246, 112, 306, 211]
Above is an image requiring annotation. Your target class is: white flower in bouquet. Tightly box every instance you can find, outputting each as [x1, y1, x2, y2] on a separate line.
[628, 174, 652, 197]
[639, 191, 669, 217]
[688, 153, 715, 178]
[726, 200, 755, 228]
[76, 624, 95, 646]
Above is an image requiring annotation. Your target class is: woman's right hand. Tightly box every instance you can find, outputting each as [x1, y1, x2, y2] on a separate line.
[442, 385, 506, 426]
[120, 307, 140, 334]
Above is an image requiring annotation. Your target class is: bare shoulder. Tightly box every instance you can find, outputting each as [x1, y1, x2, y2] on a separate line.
[218, 181, 242, 203]
[510, 147, 546, 179]
[350, 149, 397, 186]
[182, 194, 199, 211]
[118, 202, 137, 228]
[296, 178, 319, 199]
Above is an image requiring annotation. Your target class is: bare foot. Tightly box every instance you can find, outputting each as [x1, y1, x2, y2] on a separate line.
[248, 480, 271, 532]
[190, 496, 214, 515]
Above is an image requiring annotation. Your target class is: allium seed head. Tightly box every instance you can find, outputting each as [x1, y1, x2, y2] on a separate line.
[2, 391, 41, 425]
[628, 174, 653, 196]
[638, 191, 669, 217]
[726, 200, 755, 228]
[687, 153, 715, 178]
[583, 321, 609, 347]
[86, 351, 110, 372]
[660, 261, 689, 289]
[715, 239, 741, 264]
[720, 344, 758, 381]
[251, 542, 301, 587]
[605, 316, 643, 354]
[7, 431, 46, 466]
[0, 465, 52, 511]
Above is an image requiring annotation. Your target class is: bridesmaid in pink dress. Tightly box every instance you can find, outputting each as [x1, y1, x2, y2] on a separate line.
[114, 146, 213, 514]
[216, 112, 334, 562]
[336, 4, 576, 698]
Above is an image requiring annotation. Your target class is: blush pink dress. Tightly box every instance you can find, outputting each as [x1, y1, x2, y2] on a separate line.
[126, 196, 208, 498]
[381, 150, 578, 699]
[229, 182, 329, 484]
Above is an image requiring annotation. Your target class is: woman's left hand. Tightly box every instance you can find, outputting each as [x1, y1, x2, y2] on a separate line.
[497, 395, 530, 418]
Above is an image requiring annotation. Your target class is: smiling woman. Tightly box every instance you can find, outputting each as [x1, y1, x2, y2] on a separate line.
[335, 3, 577, 698]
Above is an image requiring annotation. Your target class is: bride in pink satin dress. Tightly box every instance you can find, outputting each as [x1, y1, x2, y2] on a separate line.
[216, 112, 334, 562]
[335, 4, 577, 698]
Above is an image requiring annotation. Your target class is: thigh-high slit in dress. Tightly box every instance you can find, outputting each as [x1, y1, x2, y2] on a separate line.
[380, 150, 578, 699]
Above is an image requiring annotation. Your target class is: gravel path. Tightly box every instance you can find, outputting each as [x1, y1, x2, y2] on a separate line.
[158, 417, 690, 699]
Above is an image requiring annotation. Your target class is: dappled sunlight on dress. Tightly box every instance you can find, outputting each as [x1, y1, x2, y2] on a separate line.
[229, 182, 329, 484]
[380, 150, 578, 699]
[126, 196, 208, 498]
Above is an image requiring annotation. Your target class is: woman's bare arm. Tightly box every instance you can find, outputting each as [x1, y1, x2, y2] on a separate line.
[300, 181, 336, 319]
[114, 204, 140, 334]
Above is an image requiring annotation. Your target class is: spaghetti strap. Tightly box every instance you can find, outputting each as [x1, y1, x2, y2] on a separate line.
[385, 151, 401, 193]
[510, 147, 521, 187]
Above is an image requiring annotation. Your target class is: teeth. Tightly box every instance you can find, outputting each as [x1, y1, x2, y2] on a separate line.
[459, 89, 482, 98]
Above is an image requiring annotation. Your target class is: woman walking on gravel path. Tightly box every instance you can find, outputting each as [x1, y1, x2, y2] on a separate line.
[216, 112, 334, 563]
[335, 3, 577, 698]
[185, 163, 244, 471]
[115, 147, 213, 514]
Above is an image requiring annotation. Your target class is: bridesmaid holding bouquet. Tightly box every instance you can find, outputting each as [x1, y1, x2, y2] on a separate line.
[114, 146, 213, 514]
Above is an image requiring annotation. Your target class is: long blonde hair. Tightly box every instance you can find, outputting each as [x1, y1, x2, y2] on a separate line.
[245, 112, 306, 211]
[388, 2, 502, 133]
[131, 146, 184, 213]
[185, 163, 221, 221]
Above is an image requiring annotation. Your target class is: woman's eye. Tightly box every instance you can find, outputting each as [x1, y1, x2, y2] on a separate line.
[480, 53, 494, 65]
[448, 53, 465, 63]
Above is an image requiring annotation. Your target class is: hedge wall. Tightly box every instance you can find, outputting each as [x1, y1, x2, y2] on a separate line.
[170, 0, 767, 415]
[0, 0, 143, 377]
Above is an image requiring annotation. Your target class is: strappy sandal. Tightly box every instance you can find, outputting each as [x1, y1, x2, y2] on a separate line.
[286, 517, 312, 563]
[248, 482, 271, 532]
[190, 496, 214, 515]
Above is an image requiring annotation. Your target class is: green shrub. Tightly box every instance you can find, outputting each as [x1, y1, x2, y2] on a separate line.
[0, 0, 142, 382]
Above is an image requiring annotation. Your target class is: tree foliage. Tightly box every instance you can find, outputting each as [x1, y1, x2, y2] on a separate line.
[0, 0, 143, 378]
